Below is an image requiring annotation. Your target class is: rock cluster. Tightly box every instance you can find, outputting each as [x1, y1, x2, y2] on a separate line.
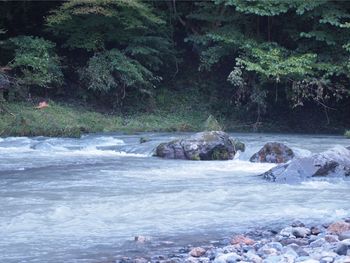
[261, 146, 350, 182]
[117, 219, 350, 263]
[155, 131, 245, 160]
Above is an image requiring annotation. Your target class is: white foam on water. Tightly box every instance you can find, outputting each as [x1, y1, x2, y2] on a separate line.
[1, 133, 350, 262]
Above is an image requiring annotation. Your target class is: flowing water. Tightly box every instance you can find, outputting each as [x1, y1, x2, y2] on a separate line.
[1, 132, 350, 262]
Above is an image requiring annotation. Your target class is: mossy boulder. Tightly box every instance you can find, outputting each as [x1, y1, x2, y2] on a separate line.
[250, 142, 294, 163]
[155, 131, 245, 161]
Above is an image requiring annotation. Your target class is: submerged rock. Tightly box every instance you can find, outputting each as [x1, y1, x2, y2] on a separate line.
[260, 146, 350, 182]
[250, 142, 294, 163]
[155, 131, 245, 160]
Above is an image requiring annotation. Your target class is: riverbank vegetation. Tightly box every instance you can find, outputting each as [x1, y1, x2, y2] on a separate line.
[1, 0, 350, 136]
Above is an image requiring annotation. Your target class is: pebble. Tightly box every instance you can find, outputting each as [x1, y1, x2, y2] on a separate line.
[325, 235, 339, 243]
[320, 256, 334, 263]
[119, 219, 350, 263]
[213, 252, 241, 263]
[335, 243, 348, 255]
[311, 227, 321, 235]
[310, 238, 326, 248]
[293, 227, 311, 238]
[340, 231, 350, 241]
[189, 247, 206, 257]
[230, 235, 255, 245]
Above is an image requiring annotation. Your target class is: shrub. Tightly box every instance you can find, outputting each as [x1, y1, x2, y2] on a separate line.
[7, 36, 63, 95]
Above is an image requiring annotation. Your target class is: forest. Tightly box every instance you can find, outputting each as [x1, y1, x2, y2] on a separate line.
[0, 0, 350, 136]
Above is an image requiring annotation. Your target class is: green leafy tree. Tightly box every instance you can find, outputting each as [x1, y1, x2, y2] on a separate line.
[5, 36, 63, 98]
[47, 0, 174, 104]
[186, 0, 350, 123]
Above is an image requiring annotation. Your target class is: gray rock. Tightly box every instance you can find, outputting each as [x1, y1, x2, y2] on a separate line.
[335, 243, 348, 255]
[245, 250, 263, 263]
[189, 247, 206, 257]
[334, 256, 350, 263]
[311, 227, 322, 235]
[250, 142, 294, 163]
[339, 231, 350, 241]
[292, 220, 306, 227]
[325, 235, 339, 243]
[286, 244, 310, 256]
[293, 227, 311, 238]
[280, 227, 295, 238]
[155, 131, 245, 160]
[262, 255, 283, 263]
[320, 256, 334, 263]
[310, 238, 326, 248]
[213, 252, 241, 263]
[260, 146, 350, 182]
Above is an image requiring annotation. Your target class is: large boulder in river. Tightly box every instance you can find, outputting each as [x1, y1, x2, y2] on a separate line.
[260, 146, 350, 182]
[155, 131, 245, 160]
[250, 142, 294, 163]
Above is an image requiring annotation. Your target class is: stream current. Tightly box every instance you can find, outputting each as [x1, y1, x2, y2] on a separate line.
[0, 132, 349, 262]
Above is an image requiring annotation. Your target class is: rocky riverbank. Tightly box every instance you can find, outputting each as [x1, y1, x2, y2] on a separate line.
[117, 219, 350, 263]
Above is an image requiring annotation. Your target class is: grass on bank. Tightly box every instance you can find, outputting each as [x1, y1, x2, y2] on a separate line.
[345, 130, 350, 138]
[0, 101, 209, 137]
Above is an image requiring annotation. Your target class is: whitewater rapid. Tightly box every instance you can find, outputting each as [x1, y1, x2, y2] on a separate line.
[0, 132, 349, 262]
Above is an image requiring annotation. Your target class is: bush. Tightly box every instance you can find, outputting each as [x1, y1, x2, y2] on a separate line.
[7, 36, 63, 95]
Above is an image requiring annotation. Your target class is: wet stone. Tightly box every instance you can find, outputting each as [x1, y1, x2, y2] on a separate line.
[189, 247, 206, 257]
[310, 238, 326, 248]
[328, 221, 350, 235]
[292, 227, 311, 238]
[325, 235, 339, 243]
[335, 243, 348, 255]
[311, 227, 322, 235]
[339, 231, 350, 241]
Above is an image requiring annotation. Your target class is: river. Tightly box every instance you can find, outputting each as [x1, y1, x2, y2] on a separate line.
[0, 132, 349, 262]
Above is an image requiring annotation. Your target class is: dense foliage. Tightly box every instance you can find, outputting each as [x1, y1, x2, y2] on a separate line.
[0, 0, 350, 131]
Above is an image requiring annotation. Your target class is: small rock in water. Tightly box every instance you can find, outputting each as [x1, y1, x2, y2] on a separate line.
[134, 235, 149, 243]
[230, 235, 255, 245]
[327, 221, 350, 235]
[140, 137, 150, 144]
[189, 247, 206, 257]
